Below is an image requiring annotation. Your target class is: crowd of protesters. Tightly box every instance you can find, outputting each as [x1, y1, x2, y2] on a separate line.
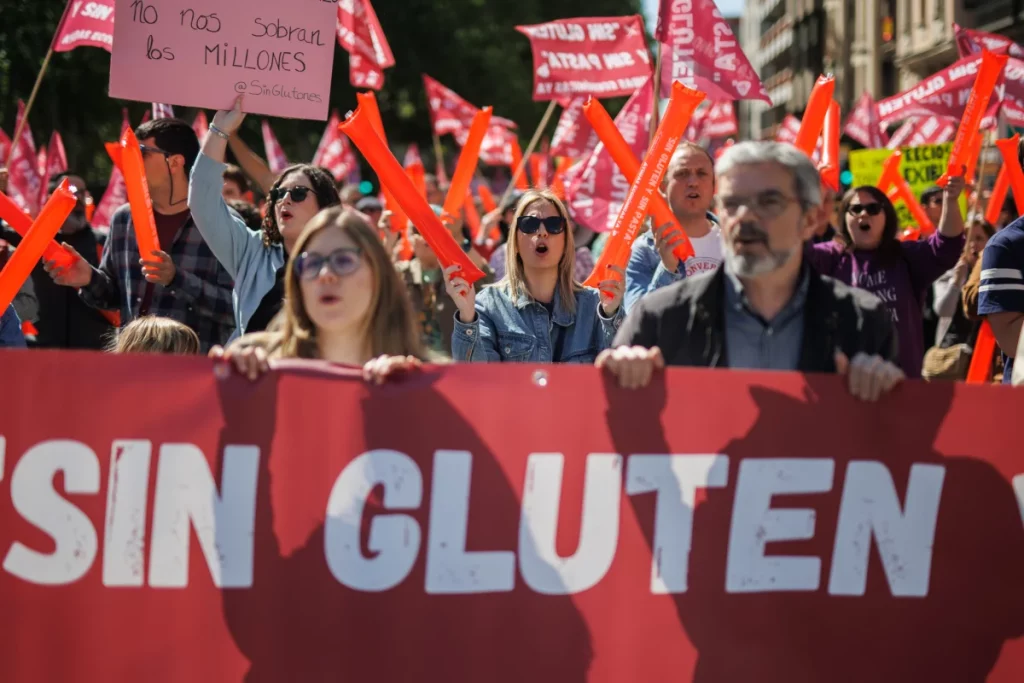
[2, 99, 1022, 394]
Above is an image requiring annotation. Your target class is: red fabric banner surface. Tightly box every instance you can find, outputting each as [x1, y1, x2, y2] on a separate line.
[2, 351, 1024, 682]
[843, 91, 889, 149]
[53, 0, 115, 53]
[312, 111, 358, 182]
[516, 16, 653, 101]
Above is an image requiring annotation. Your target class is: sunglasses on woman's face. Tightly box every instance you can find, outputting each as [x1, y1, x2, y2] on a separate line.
[847, 203, 883, 217]
[517, 215, 566, 235]
[270, 186, 313, 204]
[293, 247, 362, 281]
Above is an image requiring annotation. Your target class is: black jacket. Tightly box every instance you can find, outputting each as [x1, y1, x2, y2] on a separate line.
[614, 265, 898, 373]
[1, 223, 114, 349]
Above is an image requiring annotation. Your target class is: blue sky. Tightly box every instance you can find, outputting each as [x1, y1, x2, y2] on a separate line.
[642, 0, 745, 29]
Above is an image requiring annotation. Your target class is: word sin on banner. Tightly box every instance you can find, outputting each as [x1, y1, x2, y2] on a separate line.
[109, 0, 338, 120]
[516, 16, 653, 101]
[54, 0, 116, 52]
[2, 352, 1024, 681]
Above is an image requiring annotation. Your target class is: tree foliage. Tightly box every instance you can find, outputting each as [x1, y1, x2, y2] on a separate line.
[0, 0, 644, 190]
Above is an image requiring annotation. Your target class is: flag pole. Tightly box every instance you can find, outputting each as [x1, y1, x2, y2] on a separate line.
[498, 100, 558, 210]
[9, 0, 73, 154]
[649, 42, 662, 149]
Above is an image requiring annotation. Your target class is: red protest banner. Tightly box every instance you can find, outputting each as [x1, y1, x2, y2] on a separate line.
[876, 54, 1006, 126]
[6, 102, 42, 216]
[2, 351, 1024, 682]
[955, 23, 1024, 59]
[337, 0, 395, 90]
[312, 112, 358, 182]
[886, 116, 958, 151]
[53, 0, 115, 53]
[656, 0, 770, 103]
[423, 75, 517, 144]
[550, 97, 596, 159]
[844, 91, 890, 149]
[38, 132, 68, 207]
[699, 101, 739, 139]
[516, 16, 653, 101]
[261, 121, 289, 175]
[566, 79, 653, 234]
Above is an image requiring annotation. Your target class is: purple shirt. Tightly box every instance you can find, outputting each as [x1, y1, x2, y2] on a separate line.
[807, 231, 964, 378]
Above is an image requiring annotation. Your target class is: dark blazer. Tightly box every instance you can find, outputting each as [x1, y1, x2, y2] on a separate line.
[614, 265, 899, 373]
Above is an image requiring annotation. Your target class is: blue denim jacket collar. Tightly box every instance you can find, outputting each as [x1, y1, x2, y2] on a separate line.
[511, 284, 575, 328]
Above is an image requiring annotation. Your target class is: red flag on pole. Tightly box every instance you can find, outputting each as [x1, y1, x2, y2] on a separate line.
[699, 101, 739, 139]
[843, 91, 890, 148]
[313, 112, 358, 182]
[516, 16, 653, 101]
[53, 0, 114, 53]
[656, 0, 770, 103]
[565, 78, 654, 234]
[261, 121, 289, 175]
[0, 128, 10, 165]
[550, 97, 596, 159]
[886, 116, 957, 150]
[337, 0, 395, 90]
[152, 103, 175, 120]
[38, 132, 68, 206]
[954, 23, 1024, 59]
[423, 75, 517, 140]
[92, 111, 133, 232]
[6, 102, 43, 216]
[876, 54, 1006, 127]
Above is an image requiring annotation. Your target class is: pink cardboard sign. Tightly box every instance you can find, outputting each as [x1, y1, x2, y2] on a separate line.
[109, 0, 337, 120]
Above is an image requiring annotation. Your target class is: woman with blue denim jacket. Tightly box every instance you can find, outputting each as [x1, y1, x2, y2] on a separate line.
[445, 189, 625, 363]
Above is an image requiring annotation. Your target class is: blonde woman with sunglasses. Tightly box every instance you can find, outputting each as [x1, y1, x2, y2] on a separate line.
[445, 189, 625, 363]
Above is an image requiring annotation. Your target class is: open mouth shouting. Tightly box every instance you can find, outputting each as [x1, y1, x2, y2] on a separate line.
[279, 207, 294, 223]
[535, 241, 550, 257]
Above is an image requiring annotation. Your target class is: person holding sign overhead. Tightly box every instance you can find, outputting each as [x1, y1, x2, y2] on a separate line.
[45, 118, 235, 352]
[189, 95, 341, 339]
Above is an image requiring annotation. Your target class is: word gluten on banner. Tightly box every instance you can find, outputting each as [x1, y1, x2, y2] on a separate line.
[1, 352, 1024, 681]
[109, 0, 337, 120]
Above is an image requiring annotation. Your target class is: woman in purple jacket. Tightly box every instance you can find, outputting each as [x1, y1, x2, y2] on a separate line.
[807, 177, 965, 378]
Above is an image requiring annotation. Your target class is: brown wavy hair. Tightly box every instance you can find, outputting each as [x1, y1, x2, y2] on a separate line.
[234, 207, 425, 361]
[260, 164, 341, 248]
[501, 189, 581, 314]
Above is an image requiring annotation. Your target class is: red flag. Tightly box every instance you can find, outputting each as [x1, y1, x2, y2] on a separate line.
[843, 91, 890, 148]
[313, 112, 358, 182]
[565, 78, 653, 233]
[955, 23, 1024, 59]
[152, 103, 175, 120]
[38, 132, 68, 206]
[885, 116, 957, 150]
[656, 0, 770, 103]
[53, 0, 114, 53]
[516, 16, 653, 101]
[261, 121, 289, 175]
[36, 148, 47, 180]
[423, 75, 517, 141]
[876, 54, 1006, 126]
[550, 97, 596, 159]
[478, 126, 516, 167]
[337, 0, 394, 90]
[192, 111, 209, 142]
[92, 111, 133, 231]
[403, 144, 424, 170]
[6, 102, 43, 216]
[700, 101, 739, 139]
[0, 128, 10, 165]
[774, 115, 822, 162]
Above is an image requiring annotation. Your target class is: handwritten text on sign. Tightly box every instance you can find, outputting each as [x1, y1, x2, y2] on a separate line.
[109, 0, 337, 120]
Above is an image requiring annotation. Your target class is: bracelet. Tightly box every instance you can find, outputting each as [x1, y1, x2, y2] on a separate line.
[209, 124, 231, 140]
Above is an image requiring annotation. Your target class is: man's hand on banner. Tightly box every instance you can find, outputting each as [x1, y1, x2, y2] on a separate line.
[596, 345, 665, 390]
[835, 350, 905, 402]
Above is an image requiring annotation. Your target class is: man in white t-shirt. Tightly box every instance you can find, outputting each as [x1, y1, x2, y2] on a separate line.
[624, 143, 723, 313]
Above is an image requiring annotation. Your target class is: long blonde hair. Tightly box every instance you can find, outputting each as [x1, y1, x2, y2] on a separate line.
[502, 189, 581, 314]
[232, 207, 425, 361]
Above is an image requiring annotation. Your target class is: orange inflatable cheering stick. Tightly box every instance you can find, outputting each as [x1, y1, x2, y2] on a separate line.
[819, 100, 841, 192]
[878, 152, 935, 235]
[995, 134, 1024, 215]
[583, 94, 700, 263]
[0, 179, 76, 313]
[478, 184, 498, 213]
[939, 50, 1007, 187]
[984, 164, 1011, 225]
[356, 92, 411, 236]
[0, 191, 77, 271]
[967, 321, 997, 384]
[442, 107, 492, 219]
[584, 81, 705, 291]
[340, 105, 485, 284]
[510, 139, 529, 191]
[794, 75, 835, 158]
[463, 187, 483, 240]
[120, 128, 161, 261]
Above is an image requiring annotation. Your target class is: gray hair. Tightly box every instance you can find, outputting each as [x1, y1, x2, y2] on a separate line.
[714, 141, 822, 207]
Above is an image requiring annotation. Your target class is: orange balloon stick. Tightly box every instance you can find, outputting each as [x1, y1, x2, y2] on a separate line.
[967, 321, 997, 383]
[463, 186, 482, 240]
[478, 185, 498, 213]
[584, 81, 706, 291]
[510, 138, 529, 191]
[819, 100, 841, 192]
[442, 107, 492, 219]
[119, 129, 161, 261]
[984, 164, 1010, 225]
[939, 50, 1008, 186]
[356, 92, 411, 235]
[878, 152, 936, 235]
[995, 134, 1024, 215]
[0, 190, 77, 271]
[0, 179, 76, 313]
[794, 75, 835, 158]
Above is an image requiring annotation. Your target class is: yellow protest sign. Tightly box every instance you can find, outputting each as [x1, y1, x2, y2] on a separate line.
[848, 143, 967, 228]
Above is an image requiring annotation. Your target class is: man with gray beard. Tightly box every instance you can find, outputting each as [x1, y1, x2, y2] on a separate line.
[599, 141, 902, 401]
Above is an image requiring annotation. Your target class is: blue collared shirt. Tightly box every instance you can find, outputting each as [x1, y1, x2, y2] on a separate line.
[722, 264, 809, 371]
[452, 284, 623, 363]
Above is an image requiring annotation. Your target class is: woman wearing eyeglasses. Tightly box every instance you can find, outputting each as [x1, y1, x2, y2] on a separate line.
[189, 95, 340, 340]
[806, 180, 966, 378]
[445, 189, 626, 363]
[210, 207, 425, 382]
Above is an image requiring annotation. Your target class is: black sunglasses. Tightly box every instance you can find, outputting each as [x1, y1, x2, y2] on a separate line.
[270, 186, 313, 204]
[848, 203, 883, 217]
[517, 215, 566, 235]
[293, 247, 362, 281]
